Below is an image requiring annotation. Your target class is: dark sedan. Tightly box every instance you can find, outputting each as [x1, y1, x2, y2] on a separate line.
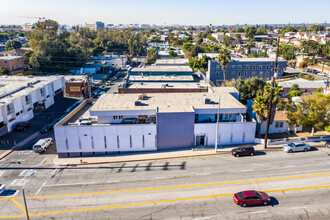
[15, 122, 31, 131]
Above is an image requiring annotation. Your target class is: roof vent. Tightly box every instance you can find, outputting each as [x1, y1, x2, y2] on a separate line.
[204, 98, 211, 104]
[135, 100, 141, 106]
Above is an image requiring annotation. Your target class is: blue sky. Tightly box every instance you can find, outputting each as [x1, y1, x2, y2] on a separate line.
[1, 0, 330, 25]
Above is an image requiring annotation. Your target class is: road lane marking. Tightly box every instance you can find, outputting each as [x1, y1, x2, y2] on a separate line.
[19, 170, 36, 177]
[250, 210, 267, 214]
[196, 173, 210, 176]
[290, 206, 307, 210]
[11, 199, 27, 214]
[44, 182, 97, 187]
[154, 177, 167, 179]
[35, 168, 59, 196]
[9, 179, 26, 187]
[1, 184, 330, 219]
[106, 180, 121, 183]
[1, 171, 330, 201]
[241, 169, 254, 172]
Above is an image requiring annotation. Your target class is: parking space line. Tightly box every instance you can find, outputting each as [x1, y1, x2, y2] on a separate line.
[11, 199, 27, 214]
[1, 184, 330, 219]
[1, 171, 330, 201]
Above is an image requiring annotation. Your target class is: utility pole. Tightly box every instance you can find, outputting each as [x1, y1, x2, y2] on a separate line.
[22, 172, 35, 220]
[86, 73, 91, 99]
[264, 36, 280, 149]
[215, 97, 221, 152]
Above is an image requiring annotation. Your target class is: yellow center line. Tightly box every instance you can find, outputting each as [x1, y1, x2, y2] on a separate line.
[11, 199, 28, 214]
[1, 184, 330, 219]
[1, 171, 330, 201]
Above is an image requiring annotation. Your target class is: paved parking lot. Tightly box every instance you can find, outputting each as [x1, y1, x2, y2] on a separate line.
[0, 97, 78, 154]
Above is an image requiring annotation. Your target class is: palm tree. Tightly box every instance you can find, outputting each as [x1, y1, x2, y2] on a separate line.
[253, 96, 267, 137]
[321, 42, 330, 73]
[217, 48, 231, 83]
[263, 82, 284, 124]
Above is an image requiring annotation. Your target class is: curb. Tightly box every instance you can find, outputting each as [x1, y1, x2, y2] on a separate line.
[55, 145, 327, 166]
[58, 152, 221, 166]
[0, 145, 21, 160]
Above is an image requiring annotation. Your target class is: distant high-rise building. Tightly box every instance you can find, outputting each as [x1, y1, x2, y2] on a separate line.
[85, 21, 105, 31]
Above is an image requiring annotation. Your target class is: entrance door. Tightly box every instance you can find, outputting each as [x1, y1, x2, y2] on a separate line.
[200, 136, 205, 146]
[196, 135, 206, 146]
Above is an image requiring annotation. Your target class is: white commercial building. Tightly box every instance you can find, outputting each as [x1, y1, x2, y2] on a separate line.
[0, 76, 65, 136]
[54, 87, 256, 157]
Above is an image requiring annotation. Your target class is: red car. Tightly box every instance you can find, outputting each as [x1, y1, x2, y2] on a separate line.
[233, 190, 271, 207]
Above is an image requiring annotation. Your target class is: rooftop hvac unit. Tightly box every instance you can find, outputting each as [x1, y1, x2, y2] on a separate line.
[204, 98, 211, 104]
[135, 100, 141, 106]
[139, 94, 147, 100]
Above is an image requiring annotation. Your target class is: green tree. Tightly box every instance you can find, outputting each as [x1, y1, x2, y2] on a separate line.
[245, 26, 257, 40]
[308, 25, 325, 32]
[168, 50, 177, 57]
[217, 49, 231, 82]
[223, 36, 233, 47]
[146, 47, 158, 64]
[237, 27, 244, 33]
[235, 34, 242, 44]
[5, 40, 22, 50]
[263, 82, 284, 124]
[287, 93, 330, 135]
[289, 90, 303, 97]
[0, 67, 10, 75]
[253, 96, 267, 137]
[284, 26, 297, 33]
[150, 36, 161, 42]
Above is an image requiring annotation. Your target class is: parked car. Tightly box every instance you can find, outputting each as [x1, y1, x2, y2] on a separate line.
[0, 184, 6, 195]
[40, 123, 53, 133]
[233, 190, 271, 207]
[282, 142, 310, 153]
[325, 141, 330, 148]
[15, 121, 31, 131]
[231, 146, 255, 157]
[100, 85, 106, 90]
[97, 91, 105, 98]
[32, 138, 52, 153]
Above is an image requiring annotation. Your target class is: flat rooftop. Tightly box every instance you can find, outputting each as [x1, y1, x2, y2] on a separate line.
[123, 82, 208, 89]
[154, 58, 189, 65]
[0, 75, 63, 104]
[130, 65, 193, 73]
[128, 75, 194, 82]
[0, 56, 23, 60]
[91, 87, 244, 113]
[279, 78, 326, 88]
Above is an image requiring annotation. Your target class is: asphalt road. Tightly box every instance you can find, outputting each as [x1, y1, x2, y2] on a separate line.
[1, 143, 330, 219]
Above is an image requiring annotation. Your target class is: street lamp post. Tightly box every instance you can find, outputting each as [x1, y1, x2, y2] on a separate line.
[215, 97, 221, 152]
[22, 172, 35, 220]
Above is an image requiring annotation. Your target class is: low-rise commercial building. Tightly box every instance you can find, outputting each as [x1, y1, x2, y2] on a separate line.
[128, 66, 195, 82]
[54, 87, 256, 157]
[118, 81, 208, 94]
[207, 58, 287, 85]
[0, 56, 28, 75]
[0, 76, 65, 136]
[279, 78, 326, 95]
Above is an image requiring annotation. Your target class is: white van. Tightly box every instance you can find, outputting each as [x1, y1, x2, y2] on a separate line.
[33, 138, 52, 153]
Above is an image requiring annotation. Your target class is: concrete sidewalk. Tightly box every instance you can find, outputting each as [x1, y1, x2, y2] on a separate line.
[53, 141, 327, 166]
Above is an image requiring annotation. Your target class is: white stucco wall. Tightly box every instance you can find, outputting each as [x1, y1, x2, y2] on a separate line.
[260, 120, 302, 134]
[194, 122, 256, 146]
[54, 124, 157, 154]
